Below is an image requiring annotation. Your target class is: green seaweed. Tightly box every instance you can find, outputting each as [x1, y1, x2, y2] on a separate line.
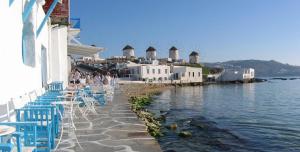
[129, 96, 163, 137]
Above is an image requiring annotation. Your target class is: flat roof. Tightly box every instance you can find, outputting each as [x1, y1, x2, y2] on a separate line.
[68, 43, 105, 56]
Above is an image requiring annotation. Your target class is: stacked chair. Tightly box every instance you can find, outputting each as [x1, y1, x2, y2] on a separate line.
[0, 81, 110, 152]
[0, 82, 63, 152]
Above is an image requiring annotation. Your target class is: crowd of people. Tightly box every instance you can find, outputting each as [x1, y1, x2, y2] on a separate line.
[69, 69, 118, 87]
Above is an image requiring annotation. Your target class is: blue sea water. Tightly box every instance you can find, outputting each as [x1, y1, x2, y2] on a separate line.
[148, 79, 300, 152]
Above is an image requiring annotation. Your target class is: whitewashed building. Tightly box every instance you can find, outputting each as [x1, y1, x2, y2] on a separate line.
[172, 66, 203, 83]
[189, 51, 200, 64]
[125, 62, 203, 83]
[123, 45, 135, 58]
[127, 62, 171, 81]
[217, 68, 255, 82]
[146, 46, 157, 60]
[169, 46, 179, 61]
[0, 0, 70, 112]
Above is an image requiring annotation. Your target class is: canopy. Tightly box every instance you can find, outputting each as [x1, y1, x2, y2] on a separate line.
[68, 43, 105, 57]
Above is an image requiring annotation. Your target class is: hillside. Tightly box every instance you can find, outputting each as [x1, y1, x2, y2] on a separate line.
[204, 60, 300, 77]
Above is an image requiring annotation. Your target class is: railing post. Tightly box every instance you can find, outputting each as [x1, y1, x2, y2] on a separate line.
[36, 0, 59, 37]
[9, 0, 15, 6]
[22, 0, 36, 23]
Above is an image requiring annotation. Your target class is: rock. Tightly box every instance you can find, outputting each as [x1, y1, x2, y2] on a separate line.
[195, 123, 209, 130]
[157, 115, 166, 122]
[164, 150, 176, 152]
[178, 131, 192, 137]
[207, 139, 230, 150]
[166, 123, 177, 130]
[170, 123, 177, 130]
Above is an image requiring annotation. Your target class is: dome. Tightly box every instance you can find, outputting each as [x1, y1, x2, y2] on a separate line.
[123, 45, 134, 50]
[169, 46, 178, 51]
[189, 51, 199, 56]
[146, 46, 156, 52]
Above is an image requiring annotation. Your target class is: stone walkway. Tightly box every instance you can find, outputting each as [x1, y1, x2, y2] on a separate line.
[55, 88, 162, 152]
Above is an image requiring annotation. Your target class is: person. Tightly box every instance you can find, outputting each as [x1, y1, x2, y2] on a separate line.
[86, 74, 92, 84]
[103, 74, 109, 85]
[74, 69, 81, 84]
[79, 75, 86, 86]
[69, 73, 75, 84]
[94, 73, 102, 85]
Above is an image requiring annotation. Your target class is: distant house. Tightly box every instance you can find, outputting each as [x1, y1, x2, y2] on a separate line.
[172, 66, 203, 83]
[126, 62, 171, 82]
[125, 62, 203, 83]
[217, 68, 255, 82]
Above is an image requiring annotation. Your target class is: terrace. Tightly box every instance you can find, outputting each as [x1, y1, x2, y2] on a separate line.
[0, 82, 161, 152]
[55, 86, 161, 152]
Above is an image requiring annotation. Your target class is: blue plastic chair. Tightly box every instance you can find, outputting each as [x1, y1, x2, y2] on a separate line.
[16, 108, 53, 152]
[0, 143, 13, 152]
[0, 122, 37, 152]
[23, 104, 60, 138]
[48, 82, 63, 92]
[93, 94, 106, 105]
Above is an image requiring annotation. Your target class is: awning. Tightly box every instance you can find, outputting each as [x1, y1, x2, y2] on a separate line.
[68, 43, 105, 56]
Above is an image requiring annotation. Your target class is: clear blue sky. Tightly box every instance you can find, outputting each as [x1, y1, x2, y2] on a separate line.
[71, 0, 300, 65]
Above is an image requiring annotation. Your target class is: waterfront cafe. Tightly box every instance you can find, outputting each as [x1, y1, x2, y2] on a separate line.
[0, 0, 106, 151]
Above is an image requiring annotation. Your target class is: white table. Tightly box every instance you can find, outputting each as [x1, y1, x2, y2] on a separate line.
[0, 125, 15, 137]
[51, 101, 83, 150]
[0, 125, 16, 143]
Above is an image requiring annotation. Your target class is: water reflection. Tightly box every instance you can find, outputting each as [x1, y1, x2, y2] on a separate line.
[148, 80, 300, 152]
[242, 83, 255, 102]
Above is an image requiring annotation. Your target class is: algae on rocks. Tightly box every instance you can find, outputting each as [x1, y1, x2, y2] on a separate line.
[178, 131, 192, 138]
[129, 96, 163, 137]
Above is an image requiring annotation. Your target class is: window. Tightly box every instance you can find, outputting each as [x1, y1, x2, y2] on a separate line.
[164, 77, 168, 80]
[198, 72, 201, 77]
[189, 72, 191, 77]
[152, 69, 155, 74]
[131, 69, 135, 74]
[41, 46, 47, 87]
[182, 73, 185, 77]
[147, 69, 150, 74]
[153, 77, 156, 81]
[158, 69, 161, 74]
[137, 69, 140, 74]
[165, 69, 168, 74]
[22, 9, 36, 67]
[193, 72, 195, 77]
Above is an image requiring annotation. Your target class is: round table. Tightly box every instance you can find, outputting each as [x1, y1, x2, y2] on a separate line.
[0, 125, 15, 137]
[0, 125, 16, 144]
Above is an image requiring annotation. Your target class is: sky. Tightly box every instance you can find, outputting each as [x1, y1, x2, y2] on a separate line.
[71, 0, 300, 65]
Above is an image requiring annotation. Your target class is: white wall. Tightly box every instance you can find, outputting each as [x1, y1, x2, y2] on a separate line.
[123, 49, 134, 58]
[189, 55, 200, 64]
[141, 65, 170, 81]
[146, 51, 157, 60]
[0, 1, 49, 106]
[169, 50, 179, 60]
[218, 68, 255, 82]
[243, 68, 255, 79]
[0, 1, 68, 108]
[49, 26, 68, 87]
[128, 65, 170, 81]
[173, 66, 203, 82]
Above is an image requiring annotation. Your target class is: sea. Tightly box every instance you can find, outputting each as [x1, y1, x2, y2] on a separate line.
[148, 78, 300, 152]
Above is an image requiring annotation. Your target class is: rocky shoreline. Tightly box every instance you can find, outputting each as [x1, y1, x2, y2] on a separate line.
[120, 84, 172, 138]
[123, 84, 197, 139]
